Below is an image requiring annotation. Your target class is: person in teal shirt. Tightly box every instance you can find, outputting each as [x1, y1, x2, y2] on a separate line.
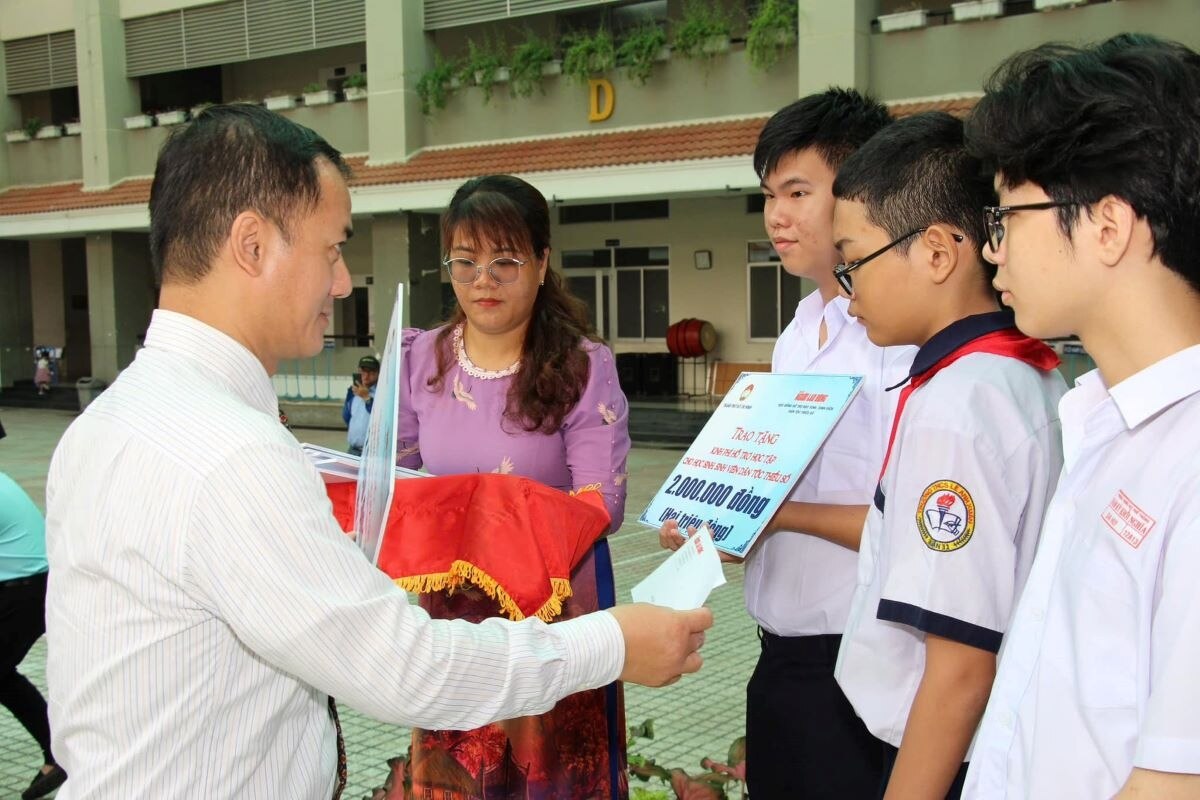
[0, 472, 66, 799]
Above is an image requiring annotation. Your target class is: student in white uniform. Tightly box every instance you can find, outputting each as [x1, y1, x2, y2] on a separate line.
[829, 112, 1067, 799]
[961, 34, 1200, 800]
[659, 89, 914, 798]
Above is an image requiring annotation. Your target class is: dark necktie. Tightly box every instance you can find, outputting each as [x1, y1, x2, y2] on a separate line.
[328, 696, 347, 800]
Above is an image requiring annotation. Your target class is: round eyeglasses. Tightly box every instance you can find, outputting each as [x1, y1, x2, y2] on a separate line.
[443, 256, 527, 285]
[982, 202, 1076, 253]
[833, 229, 963, 296]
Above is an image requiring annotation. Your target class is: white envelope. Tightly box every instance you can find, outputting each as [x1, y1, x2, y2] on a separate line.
[631, 524, 726, 610]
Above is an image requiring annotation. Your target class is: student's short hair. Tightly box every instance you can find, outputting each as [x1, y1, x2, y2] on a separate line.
[753, 88, 892, 179]
[965, 34, 1200, 290]
[149, 103, 351, 284]
[833, 112, 994, 268]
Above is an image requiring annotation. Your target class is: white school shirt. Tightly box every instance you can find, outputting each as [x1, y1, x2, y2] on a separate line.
[744, 292, 914, 636]
[835, 312, 1067, 747]
[44, 309, 624, 800]
[964, 345, 1200, 799]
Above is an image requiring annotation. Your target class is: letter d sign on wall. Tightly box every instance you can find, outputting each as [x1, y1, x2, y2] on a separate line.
[588, 78, 615, 122]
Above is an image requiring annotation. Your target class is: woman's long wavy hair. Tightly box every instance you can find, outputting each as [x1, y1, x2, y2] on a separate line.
[428, 175, 601, 434]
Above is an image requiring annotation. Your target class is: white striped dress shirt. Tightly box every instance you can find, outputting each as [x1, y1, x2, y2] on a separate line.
[44, 309, 624, 800]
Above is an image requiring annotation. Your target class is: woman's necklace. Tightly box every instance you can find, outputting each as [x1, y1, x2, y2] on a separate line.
[452, 323, 521, 380]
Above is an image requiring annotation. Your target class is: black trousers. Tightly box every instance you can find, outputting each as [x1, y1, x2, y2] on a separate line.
[879, 742, 968, 799]
[0, 571, 53, 763]
[746, 630, 883, 800]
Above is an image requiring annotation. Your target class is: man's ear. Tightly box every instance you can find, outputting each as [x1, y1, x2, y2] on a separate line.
[229, 211, 267, 277]
[1090, 194, 1138, 268]
[924, 224, 963, 287]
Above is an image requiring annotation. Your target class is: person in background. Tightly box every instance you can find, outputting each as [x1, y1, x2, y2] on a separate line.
[388, 173, 631, 800]
[43, 104, 711, 800]
[963, 34, 1200, 799]
[0, 471, 67, 799]
[343, 354, 379, 455]
[661, 90, 913, 799]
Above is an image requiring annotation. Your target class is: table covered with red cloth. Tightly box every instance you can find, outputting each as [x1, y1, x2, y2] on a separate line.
[324, 473, 611, 622]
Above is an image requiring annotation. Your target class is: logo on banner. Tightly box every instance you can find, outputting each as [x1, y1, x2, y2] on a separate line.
[916, 479, 975, 552]
[739, 384, 755, 402]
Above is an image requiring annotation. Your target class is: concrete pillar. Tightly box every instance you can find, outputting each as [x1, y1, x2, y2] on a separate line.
[0, 41, 27, 191]
[84, 232, 155, 381]
[364, 0, 428, 164]
[370, 212, 411, 339]
[29, 240, 67, 348]
[796, 0, 876, 95]
[75, 0, 141, 189]
[0, 241, 34, 387]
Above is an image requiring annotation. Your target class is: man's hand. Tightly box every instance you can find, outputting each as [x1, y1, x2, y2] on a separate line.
[352, 382, 371, 400]
[608, 604, 713, 687]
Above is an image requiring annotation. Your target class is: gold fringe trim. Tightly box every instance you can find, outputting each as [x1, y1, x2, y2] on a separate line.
[570, 483, 603, 497]
[395, 560, 574, 623]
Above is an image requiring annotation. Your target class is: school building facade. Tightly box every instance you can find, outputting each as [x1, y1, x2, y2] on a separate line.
[0, 0, 1192, 407]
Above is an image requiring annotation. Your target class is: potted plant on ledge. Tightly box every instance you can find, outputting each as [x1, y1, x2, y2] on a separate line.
[123, 111, 154, 129]
[562, 28, 616, 85]
[156, 108, 188, 126]
[952, 0, 1004, 21]
[5, 118, 38, 143]
[878, 4, 929, 32]
[264, 90, 297, 111]
[416, 56, 458, 116]
[747, 0, 798, 71]
[672, 1, 733, 63]
[463, 38, 508, 104]
[35, 122, 62, 139]
[343, 72, 367, 101]
[303, 82, 335, 106]
[617, 23, 668, 86]
[64, 119, 82, 135]
[509, 31, 556, 98]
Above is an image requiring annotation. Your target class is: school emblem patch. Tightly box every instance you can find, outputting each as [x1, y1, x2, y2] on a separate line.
[916, 480, 975, 552]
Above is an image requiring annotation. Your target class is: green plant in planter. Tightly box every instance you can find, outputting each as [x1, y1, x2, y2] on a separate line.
[416, 56, 458, 116]
[509, 30, 555, 98]
[562, 28, 616, 85]
[617, 23, 668, 86]
[302, 82, 323, 93]
[746, 0, 798, 72]
[343, 72, 366, 90]
[23, 117, 43, 139]
[463, 37, 507, 104]
[672, 0, 734, 63]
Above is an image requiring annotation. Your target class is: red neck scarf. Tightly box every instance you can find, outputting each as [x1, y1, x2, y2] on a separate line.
[879, 323, 1060, 480]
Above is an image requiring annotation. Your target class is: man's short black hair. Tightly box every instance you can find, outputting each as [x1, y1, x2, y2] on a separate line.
[753, 88, 892, 179]
[965, 34, 1200, 291]
[833, 111, 994, 273]
[149, 103, 351, 284]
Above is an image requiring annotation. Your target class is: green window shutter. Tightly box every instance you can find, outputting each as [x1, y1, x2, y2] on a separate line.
[125, 12, 185, 77]
[4, 35, 50, 94]
[48, 31, 77, 89]
[183, 1, 250, 69]
[314, 0, 365, 48]
[248, 0, 314, 58]
[422, 0, 508, 30]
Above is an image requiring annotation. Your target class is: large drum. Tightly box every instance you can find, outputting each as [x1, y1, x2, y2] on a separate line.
[666, 318, 717, 358]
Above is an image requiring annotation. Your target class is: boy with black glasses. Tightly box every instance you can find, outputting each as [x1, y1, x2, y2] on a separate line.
[962, 34, 1200, 799]
[828, 111, 1067, 798]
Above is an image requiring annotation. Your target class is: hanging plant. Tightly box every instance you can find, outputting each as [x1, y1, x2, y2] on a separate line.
[746, 0, 798, 72]
[617, 23, 668, 86]
[509, 31, 556, 98]
[562, 28, 616, 85]
[463, 37, 508, 104]
[672, 1, 734, 63]
[416, 56, 458, 116]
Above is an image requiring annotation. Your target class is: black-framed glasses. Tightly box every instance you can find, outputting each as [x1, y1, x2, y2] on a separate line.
[982, 202, 1076, 253]
[833, 228, 963, 296]
[443, 256, 527, 285]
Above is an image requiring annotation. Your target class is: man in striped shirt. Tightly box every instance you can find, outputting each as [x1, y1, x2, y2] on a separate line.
[43, 104, 712, 800]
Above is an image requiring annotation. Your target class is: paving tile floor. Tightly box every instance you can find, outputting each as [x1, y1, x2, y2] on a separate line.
[0, 408, 756, 799]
